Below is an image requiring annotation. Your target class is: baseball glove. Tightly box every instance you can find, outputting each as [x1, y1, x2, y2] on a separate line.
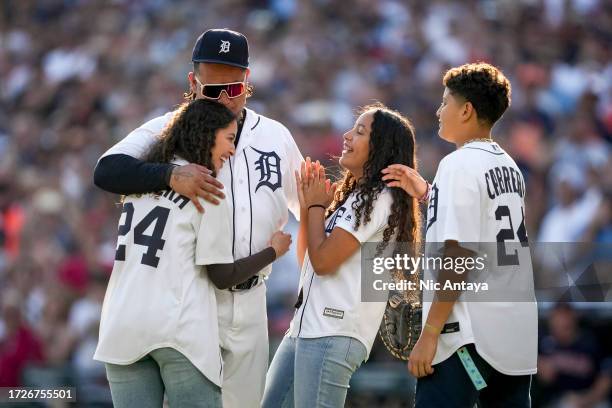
[378, 287, 422, 361]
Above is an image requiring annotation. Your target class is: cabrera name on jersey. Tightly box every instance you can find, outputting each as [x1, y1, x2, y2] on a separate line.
[425, 141, 527, 245]
[422, 140, 538, 375]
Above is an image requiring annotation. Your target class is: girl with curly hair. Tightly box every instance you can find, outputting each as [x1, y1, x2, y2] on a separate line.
[262, 103, 421, 408]
[95, 99, 292, 408]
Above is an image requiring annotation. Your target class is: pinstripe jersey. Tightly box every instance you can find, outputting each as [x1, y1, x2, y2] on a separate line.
[101, 107, 303, 270]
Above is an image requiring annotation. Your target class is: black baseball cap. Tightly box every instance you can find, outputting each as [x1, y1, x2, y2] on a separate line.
[192, 29, 249, 69]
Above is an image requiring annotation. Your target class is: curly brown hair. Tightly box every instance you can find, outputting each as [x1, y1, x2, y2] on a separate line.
[144, 99, 236, 175]
[327, 103, 421, 254]
[443, 62, 511, 126]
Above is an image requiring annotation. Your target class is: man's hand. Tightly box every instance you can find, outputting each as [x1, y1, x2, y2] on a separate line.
[381, 164, 428, 199]
[407, 330, 438, 378]
[169, 164, 225, 213]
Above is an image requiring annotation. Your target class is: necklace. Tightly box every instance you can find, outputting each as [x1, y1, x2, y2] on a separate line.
[461, 137, 493, 147]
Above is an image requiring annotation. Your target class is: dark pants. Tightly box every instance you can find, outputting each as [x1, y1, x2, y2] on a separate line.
[415, 344, 532, 408]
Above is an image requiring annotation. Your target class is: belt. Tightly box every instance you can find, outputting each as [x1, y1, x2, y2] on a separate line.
[229, 275, 260, 292]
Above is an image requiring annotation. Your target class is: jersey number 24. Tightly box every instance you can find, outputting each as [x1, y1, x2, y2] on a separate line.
[115, 203, 170, 268]
[495, 205, 529, 266]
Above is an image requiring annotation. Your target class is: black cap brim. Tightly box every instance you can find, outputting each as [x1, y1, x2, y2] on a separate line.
[192, 58, 249, 69]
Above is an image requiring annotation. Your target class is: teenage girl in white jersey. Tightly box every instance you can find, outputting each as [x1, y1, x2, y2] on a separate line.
[262, 103, 421, 408]
[95, 99, 291, 408]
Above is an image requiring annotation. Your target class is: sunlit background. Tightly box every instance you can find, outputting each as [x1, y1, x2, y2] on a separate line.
[0, 0, 611, 406]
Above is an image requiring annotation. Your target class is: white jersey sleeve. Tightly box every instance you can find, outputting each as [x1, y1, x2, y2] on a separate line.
[194, 196, 234, 265]
[334, 190, 393, 243]
[431, 155, 481, 243]
[100, 112, 174, 160]
[283, 127, 304, 221]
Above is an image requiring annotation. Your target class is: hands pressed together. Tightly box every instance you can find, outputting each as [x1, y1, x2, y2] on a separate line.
[294, 157, 338, 211]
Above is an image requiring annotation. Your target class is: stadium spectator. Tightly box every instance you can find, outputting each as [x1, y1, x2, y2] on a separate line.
[538, 303, 611, 407]
[0, 289, 44, 386]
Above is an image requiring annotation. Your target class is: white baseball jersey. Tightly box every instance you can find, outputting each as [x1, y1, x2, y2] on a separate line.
[101, 107, 303, 266]
[423, 140, 537, 375]
[101, 106, 303, 407]
[94, 159, 234, 386]
[288, 189, 393, 357]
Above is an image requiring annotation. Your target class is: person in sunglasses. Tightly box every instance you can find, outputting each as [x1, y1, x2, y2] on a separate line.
[93, 29, 304, 408]
[94, 99, 292, 408]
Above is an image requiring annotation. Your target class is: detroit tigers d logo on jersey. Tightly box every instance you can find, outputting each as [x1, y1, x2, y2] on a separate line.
[426, 183, 439, 233]
[325, 207, 346, 233]
[251, 147, 282, 192]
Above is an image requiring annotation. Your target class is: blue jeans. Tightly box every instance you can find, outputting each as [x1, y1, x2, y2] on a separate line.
[105, 347, 222, 408]
[262, 336, 367, 408]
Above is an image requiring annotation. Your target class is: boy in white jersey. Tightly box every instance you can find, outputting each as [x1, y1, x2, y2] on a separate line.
[382, 63, 537, 407]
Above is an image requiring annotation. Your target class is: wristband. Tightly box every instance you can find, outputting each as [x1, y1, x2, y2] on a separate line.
[418, 181, 431, 203]
[424, 322, 441, 335]
[308, 204, 326, 211]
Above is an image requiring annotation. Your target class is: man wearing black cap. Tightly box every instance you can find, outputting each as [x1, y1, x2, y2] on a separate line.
[94, 28, 304, 407]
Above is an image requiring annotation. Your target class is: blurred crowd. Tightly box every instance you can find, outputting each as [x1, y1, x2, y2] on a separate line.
[1, 0, 611, 406]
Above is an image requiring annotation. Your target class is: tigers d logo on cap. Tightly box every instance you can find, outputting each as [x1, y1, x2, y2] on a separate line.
[219, 40, 230, 54]
[192, 29, 249, 69]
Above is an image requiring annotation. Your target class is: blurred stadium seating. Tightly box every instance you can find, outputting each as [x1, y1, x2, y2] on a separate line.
[0, 0, 610, 406]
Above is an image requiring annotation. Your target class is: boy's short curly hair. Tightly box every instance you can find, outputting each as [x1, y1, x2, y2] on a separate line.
[443, 62, 511, 126]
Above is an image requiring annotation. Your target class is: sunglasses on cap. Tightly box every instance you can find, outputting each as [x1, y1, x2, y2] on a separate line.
[194, 77, 246, 100]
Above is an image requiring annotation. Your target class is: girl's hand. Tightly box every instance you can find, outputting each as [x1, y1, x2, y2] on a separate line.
[303, 161, 337, 209]
[269, 231, 292, 259]
[295, 157, 315, 209]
